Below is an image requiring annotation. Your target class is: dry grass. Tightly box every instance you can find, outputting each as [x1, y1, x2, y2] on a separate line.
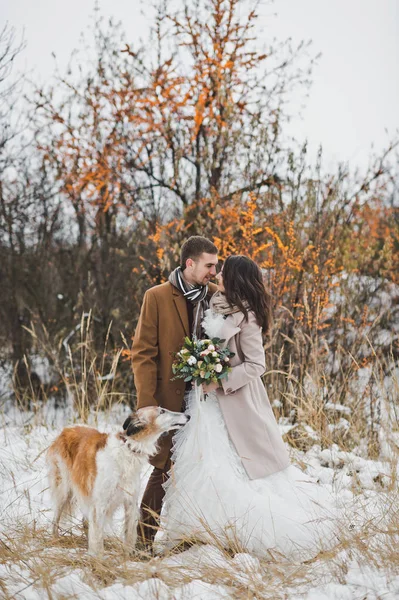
[0, 520, 320, 599]
[1, 324, 398, 598]
[8, 312, 131, 427]
[269, 334, 399, 459]
[1, 456, 398, 600]
[1, 495, 398, 600]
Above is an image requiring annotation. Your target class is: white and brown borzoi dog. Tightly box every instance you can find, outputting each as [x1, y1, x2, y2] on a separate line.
[47, 406, 189, 556]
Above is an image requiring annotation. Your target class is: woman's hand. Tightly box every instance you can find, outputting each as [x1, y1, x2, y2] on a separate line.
[203, 380, 219, 393]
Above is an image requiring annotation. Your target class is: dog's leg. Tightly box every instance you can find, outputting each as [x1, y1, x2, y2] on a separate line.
[49, 457, 72, 536]
[88, 505, 105, 557]
[53, 492, 73, 536]
[82, 517, 89, 537]
[124, 499, 139, 554]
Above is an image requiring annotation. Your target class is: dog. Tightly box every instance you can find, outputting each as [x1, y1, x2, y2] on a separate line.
[47, 406, 189, 556]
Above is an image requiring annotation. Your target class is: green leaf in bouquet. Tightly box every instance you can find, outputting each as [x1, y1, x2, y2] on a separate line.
[204, 371, 211, 379]
[184, 375, 193, 382]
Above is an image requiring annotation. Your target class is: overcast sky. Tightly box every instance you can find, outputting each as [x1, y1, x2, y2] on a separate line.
[1, 0, 398, 170]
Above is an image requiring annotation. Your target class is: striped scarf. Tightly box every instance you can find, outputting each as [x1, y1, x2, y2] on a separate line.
[168, 267, 209, 339]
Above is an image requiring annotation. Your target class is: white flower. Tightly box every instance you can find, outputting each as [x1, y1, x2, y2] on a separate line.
[215, 363, 223, 373]
[200, 370, 206, 378]
[208, 344, 215, 352]
[181, 348, 190, 354]
[212, 351, 218, 357]
[197, 360, 203, 367]
[187, 356, 197, 365]
[224, 357, 230, 362]
[216, 358, 220, 363]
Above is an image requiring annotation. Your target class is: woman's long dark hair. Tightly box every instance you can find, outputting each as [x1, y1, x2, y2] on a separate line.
[222, 255, 273, 333]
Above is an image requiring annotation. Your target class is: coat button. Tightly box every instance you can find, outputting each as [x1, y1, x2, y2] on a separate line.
[226, 388, 232, 394]
[176, 389, 181, 395]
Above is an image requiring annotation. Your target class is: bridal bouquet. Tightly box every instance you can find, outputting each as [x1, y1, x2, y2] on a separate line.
[171, 337, 235, 386]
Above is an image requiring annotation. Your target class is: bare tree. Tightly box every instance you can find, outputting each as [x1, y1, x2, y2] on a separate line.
[0, 24, 25, 172]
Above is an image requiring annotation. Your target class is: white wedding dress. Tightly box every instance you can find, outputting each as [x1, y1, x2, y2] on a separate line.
[160, 311, 338, 561]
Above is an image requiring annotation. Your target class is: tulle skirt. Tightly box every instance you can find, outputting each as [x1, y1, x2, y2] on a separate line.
[160, 385, 339, 561]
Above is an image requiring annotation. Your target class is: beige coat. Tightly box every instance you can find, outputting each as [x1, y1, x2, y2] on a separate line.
[216, 310, 290, 479]
[131, 281, 217, 469]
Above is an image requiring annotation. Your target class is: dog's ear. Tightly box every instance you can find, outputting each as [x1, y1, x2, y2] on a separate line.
[123, 414, 134, 431]
[126, 421, 146, 437]
[123, 413, 146, 436]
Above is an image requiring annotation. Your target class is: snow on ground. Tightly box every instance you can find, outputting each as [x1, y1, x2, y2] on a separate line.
[1, 403, 399, 599]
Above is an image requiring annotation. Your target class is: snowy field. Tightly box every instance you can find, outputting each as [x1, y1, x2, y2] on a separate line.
[1, 399, 399, 600]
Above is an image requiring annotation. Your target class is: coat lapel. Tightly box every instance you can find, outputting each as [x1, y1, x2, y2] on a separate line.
[172, 287, 189, 337]
[222, 312, 243, 343]
[171, 281, 218, 340]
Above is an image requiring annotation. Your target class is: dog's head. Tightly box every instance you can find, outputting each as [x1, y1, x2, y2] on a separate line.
[122, 406, 190, 440]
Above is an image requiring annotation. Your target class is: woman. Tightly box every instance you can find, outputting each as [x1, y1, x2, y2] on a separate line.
[160, 256, 338, 560]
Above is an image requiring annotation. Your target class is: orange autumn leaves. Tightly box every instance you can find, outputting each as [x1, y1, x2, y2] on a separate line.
[143, 194, 339, 335]
[140, 191, 398, 341]
[342, 201, 399, 284]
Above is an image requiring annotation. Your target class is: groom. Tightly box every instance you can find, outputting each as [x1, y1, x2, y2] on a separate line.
[131, 236, 219, 546]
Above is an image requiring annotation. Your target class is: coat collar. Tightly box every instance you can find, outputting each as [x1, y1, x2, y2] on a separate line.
[170, 281, 218, 338]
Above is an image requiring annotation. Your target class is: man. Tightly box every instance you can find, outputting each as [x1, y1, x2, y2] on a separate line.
[131, 236, 219, 546]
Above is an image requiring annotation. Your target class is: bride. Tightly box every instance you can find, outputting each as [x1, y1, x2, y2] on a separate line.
[160, 255, 338, 561]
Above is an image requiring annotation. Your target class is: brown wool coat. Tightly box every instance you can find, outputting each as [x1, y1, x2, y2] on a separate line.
[131, 281, 218, 469]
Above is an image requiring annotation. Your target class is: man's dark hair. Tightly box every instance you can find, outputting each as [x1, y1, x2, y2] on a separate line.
[180, 236, 218, 269]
